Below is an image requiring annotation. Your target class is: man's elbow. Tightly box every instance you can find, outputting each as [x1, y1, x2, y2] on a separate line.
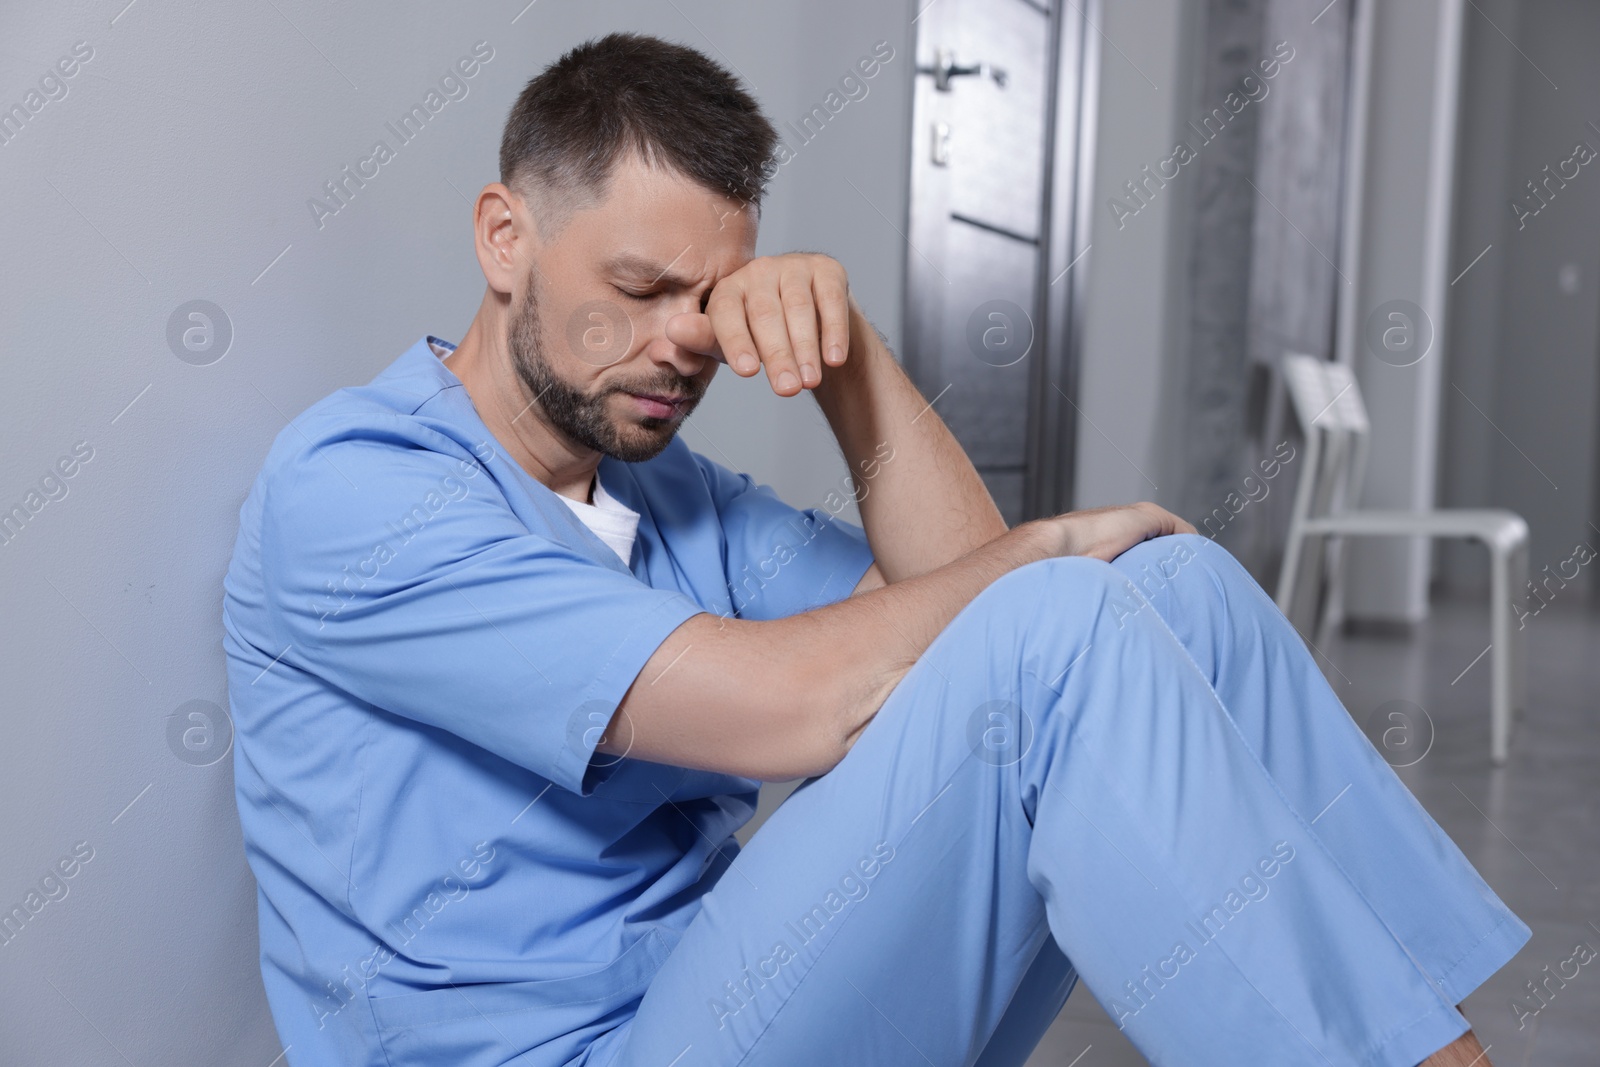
[726, 671, 857, 782]
[611, 612, 900, 782]
[745, 696, 853, 781]
[761, 656, 906, 781]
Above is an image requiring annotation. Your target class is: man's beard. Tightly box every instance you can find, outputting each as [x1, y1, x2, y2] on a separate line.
[508, 271, 704, 463]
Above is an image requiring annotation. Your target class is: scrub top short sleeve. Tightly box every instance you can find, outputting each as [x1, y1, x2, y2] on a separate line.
[691, 452, 876, 621]
[259, 416, 705, 796]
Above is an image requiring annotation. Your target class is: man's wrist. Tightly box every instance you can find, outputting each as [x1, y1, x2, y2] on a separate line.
[811, 300, 889, 414]
[1011, 516, 1072, 561]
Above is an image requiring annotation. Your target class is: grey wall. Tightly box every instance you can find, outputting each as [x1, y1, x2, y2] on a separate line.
[1439, 0, 1600, 600]
[1071, 0, 1197, 515]
[1437, 0, 1525, 596]
[1156, 0, 1269, 544]
[1340, 0, 1460, 621]
[0, 1, 912, 1062]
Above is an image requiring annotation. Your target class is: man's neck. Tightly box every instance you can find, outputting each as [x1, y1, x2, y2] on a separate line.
[445, 315, 599, 505]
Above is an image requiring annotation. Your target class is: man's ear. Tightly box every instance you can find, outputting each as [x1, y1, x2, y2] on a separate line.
[473, 182, 535, 295]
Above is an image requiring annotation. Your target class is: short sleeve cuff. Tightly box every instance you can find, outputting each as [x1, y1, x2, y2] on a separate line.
[553, 593, 705, 796]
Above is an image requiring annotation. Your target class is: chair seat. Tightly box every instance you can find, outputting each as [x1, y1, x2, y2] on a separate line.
[1303, 508, 1528, 551]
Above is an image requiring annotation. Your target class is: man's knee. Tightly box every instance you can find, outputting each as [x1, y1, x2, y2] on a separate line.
[941, 556, 1129, 743]
[960, 545, 1254, 651]
[987, 553, 1128, 607]
[1110, 532, 1252, 600]
[1106, 533, 1282, 658]
[965, 555, 1134, 643]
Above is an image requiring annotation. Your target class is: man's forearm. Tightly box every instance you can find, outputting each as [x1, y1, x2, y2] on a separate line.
[818, 518, 1061, 758]
[811, 300, 1008, 582]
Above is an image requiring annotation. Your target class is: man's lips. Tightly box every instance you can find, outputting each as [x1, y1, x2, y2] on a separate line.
[626, 391, 693, 418]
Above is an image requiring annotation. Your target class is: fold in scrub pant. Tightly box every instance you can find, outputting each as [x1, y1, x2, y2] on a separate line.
[602, 533, 1531, 1067]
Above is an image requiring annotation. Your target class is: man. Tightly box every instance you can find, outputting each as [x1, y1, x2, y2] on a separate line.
[223, 31, 1526, 1067]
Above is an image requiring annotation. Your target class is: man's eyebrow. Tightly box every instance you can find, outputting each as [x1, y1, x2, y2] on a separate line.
[603, 252, 701, 290]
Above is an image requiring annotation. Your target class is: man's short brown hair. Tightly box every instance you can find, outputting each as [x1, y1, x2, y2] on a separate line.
[499, 31, 779, 240]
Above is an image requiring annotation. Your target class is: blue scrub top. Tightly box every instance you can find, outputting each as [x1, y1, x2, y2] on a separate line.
[222, 335, 876, 1067]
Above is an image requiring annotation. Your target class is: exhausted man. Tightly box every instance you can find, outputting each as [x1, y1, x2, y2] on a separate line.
[223, 31, 1528, 1067]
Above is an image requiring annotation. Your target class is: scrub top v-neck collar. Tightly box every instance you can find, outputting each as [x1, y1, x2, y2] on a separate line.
[417, 334, 638, 574]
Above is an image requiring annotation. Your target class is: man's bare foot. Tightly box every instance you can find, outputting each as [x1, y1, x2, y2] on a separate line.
[1418, 1027, 1491, 1066]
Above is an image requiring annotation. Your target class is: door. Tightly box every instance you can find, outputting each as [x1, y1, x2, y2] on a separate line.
[903, 0, 1097, 524]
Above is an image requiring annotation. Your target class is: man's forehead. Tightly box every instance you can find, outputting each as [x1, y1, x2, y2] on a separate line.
[593, 223, 754, 284]
[579, 156, 756, 251]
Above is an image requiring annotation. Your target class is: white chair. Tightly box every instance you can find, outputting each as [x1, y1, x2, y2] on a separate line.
[1274, 353, 1529, 765]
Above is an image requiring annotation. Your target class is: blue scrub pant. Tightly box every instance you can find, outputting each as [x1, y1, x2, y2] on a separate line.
[601, 534, 1529, 1067]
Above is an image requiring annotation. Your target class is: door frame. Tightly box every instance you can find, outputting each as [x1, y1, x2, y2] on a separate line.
[1025, 0, 1099, 520]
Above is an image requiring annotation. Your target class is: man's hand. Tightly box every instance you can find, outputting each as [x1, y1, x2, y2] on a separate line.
[664, 252, 853, 397]
[1030, 502, 1199, 563]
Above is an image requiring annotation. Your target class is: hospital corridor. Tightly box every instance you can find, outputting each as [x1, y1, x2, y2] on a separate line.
[2, 0, 1598, 1065]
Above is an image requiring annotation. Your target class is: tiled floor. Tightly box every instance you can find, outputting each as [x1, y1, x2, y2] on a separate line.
[1026, 596, 1600, 1066]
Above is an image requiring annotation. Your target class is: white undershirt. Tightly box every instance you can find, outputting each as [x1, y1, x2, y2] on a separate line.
[557, 470, 641, 566]
[429, 336, 640, 566]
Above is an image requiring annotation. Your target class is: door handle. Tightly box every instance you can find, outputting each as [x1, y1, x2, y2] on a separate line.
[916, 46, 1009, 92]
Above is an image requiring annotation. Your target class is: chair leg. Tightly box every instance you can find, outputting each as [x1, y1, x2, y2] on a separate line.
[1510, 538, 1529, 717]
[1489, 544, 1514, 765]
[1315, 534, 1347, 648]
[1275, 528, 1305, 619]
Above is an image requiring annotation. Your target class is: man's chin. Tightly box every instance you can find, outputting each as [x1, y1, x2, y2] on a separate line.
[601, 422, 681, 463]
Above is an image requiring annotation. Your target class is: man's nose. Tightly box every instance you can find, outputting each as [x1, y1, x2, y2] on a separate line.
[643, 300, 712, 377]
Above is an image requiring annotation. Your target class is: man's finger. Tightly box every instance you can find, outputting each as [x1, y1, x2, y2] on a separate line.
[780, 266, 824, 387]
[814, 275, 852, 367]
[705, 289, 763, 377]
[743, 286, 805, 396]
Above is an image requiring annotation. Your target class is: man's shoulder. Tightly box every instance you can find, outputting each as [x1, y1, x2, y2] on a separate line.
[256, 347, 477, 491]
[233, 347, 497, 560]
